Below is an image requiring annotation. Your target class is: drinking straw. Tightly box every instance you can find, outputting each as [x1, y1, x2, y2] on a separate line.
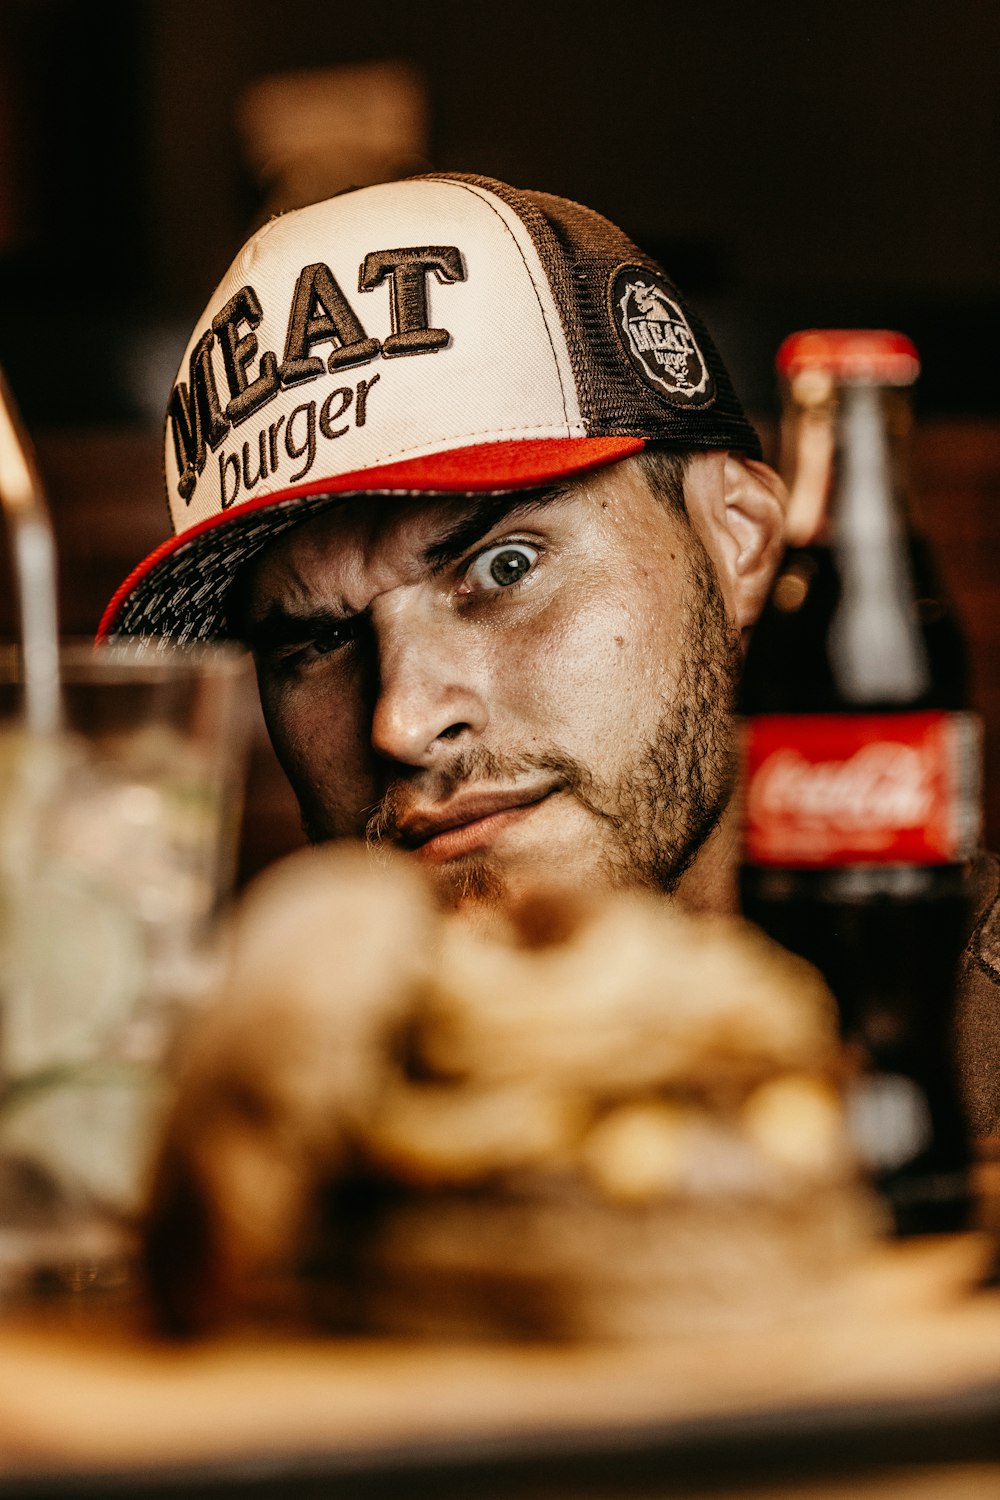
[0, 368, 62, 734]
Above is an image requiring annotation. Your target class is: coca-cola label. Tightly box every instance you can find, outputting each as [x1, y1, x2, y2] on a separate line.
[742, 711, 982, 866]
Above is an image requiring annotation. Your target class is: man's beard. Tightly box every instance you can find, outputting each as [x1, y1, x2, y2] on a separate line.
[352, 539, 742, 910]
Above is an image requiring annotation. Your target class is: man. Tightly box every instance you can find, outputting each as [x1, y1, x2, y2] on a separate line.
[100, 172, 784, 916]
[100, 173, 1000, 1131]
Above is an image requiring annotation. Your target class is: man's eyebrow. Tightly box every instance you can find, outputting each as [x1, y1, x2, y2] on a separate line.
[422, 486, 568, 572]
[242, 602, 353, 651]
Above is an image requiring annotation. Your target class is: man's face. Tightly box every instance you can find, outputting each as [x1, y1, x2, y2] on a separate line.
[240, 457, 742, 908]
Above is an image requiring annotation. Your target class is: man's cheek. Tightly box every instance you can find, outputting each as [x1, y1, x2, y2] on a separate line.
[257, 690, 339, 815]
[283, 743, 363, 842]
[257, 680, 302, 772]
[512, 599, 659, 723]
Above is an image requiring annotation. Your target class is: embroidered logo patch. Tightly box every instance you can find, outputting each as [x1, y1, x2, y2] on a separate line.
[612, 267, 714, 407]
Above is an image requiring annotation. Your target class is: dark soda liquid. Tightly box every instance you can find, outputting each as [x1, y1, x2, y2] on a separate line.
[741, 863, 971, 1233]
[740, 540, 968, 715]
[740, 542, 974, 1234]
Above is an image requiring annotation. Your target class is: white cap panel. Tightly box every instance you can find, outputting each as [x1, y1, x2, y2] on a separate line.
[166, 178, 585, 531]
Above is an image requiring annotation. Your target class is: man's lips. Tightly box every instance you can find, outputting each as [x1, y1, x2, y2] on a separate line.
[396, 786, 558, 864]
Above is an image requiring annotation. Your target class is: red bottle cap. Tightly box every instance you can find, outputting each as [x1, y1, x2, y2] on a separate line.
[776, 329, 920, 386]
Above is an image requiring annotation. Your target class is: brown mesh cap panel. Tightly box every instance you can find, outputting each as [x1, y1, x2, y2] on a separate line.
[432, 174, 762, 459]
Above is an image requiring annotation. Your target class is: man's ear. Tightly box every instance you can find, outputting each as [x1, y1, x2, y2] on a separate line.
[683, 453, 787, 632]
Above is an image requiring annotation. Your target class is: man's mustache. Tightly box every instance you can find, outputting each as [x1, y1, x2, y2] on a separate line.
[363, 746, 597, 847]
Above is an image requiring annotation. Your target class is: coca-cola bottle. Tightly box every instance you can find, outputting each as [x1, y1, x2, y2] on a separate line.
[739, 329, 981, 1234]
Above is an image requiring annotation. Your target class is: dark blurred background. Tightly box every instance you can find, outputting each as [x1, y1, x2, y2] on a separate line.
[0, 0, 998, 872]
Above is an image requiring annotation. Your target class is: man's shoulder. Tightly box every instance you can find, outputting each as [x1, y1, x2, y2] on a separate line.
[956, 852, 1000, 1136]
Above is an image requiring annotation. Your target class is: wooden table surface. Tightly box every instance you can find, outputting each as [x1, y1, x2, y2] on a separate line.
[1, 1234, 1000, 1497]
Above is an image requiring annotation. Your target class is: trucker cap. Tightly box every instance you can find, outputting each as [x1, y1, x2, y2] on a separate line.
[100, 173, 762, 641]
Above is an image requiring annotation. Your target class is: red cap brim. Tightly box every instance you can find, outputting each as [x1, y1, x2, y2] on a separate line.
[99, 436, 645, 641]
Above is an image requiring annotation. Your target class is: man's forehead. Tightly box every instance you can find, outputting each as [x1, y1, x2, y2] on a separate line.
[239, 484, 568, 618]
[253, 484, 569, 582]
[237, 452, 679, 623]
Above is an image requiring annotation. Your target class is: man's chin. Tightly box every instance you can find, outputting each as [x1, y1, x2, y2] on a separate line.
[302, 830, 510, 911]
[428, 854, 509, 911]
[427, 840, 607, 914]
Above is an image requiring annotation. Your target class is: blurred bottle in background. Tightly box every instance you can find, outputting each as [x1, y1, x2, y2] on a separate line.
[236, 60, 429, 223]
[739, 330, 981, 1235]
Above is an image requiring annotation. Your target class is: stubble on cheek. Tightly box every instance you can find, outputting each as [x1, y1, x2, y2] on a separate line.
[580, 541, 741, 894]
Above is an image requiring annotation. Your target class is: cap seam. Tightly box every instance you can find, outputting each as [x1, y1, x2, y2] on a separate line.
[423, 174, 576, 435]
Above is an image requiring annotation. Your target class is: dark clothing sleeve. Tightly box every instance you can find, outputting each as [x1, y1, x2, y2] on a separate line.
[956, 852, 1000, 1138]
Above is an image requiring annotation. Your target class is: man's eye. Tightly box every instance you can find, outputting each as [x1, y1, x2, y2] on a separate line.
[270, 619, 357, 668]
[462, 543, 539, 592]
[309, 624, 353, 655]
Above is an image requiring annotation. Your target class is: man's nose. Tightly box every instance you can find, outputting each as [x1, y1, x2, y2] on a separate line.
[369, 598, 488, 768]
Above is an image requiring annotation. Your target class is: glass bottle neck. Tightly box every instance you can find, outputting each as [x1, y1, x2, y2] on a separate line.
[825, 382, 929, 702]
[781, 379, 918, 546]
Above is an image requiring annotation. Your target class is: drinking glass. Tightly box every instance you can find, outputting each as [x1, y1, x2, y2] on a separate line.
[0, 641, 251, 1299]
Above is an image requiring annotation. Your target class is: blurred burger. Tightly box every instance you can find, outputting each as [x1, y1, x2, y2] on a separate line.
[142, 845, 881, 1338]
